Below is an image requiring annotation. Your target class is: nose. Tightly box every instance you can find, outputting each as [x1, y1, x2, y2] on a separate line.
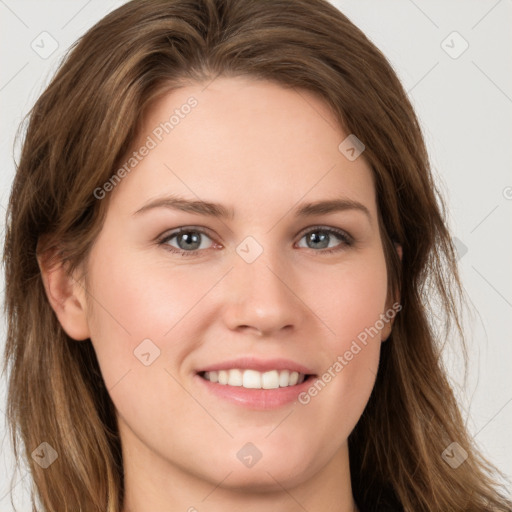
[221, 244, 305, 337]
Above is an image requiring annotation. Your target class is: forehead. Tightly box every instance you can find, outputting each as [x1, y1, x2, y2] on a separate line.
[108, 76, 377, 220]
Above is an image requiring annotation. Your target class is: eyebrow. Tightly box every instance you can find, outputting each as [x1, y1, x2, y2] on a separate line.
[133, 195, 371, 221]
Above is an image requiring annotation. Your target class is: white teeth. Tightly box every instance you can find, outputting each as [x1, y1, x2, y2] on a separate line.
[261, 370, 279, 389]
[279, 369, 290, 387]
[243, 369, 261, 389]
[202, 369, 306, 389]
[227, 369, 243, 386]
[218, 370, 228, 385]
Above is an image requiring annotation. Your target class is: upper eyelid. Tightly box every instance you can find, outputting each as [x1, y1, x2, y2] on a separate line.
[159, 225, 216, 242]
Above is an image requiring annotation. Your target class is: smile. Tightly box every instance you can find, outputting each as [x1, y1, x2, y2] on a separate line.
[200, 369, 307, 389]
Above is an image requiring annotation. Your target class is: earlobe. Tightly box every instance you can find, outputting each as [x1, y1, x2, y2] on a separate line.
[381, 305, 398, 342]
[381, 320, 393, 342]
[394, 241, 403, 261]
[37, 251, 91, 341]
[382, 242, 402, 342]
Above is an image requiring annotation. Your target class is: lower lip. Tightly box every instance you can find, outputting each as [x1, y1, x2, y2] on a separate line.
[194, 373, 316, 410]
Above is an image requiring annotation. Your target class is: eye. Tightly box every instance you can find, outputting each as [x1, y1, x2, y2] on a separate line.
[158, 227, 216, 257]
[296, 226, 353, 254]
[157, 225, 353, 258]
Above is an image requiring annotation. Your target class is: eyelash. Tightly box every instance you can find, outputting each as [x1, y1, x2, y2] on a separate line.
[157, 225, 354, 258]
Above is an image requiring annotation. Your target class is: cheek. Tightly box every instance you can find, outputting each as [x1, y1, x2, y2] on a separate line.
[298, 252, 388, 412]
[83, 244, 215, 389]
[310, 251, 389, 346]
[83, 249, 209, 444]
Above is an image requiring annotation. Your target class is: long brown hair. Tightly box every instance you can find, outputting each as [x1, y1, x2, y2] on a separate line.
[2, 1, 510, 510]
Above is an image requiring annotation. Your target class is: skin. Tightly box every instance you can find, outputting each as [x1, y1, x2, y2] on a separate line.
[41, 76, 400, 512]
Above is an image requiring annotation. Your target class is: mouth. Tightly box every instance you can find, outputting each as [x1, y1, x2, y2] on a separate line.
[198, 369, 314, 389]
[194, 359, 317, 409]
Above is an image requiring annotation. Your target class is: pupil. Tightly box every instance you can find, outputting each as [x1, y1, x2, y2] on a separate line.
[180, 232, 200, 250]
[309, 232, 329, 249]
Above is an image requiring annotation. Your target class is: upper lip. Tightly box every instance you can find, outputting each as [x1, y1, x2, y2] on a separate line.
[196, 357, 316, 375]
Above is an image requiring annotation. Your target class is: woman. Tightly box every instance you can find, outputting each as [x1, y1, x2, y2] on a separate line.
[2, 0, 510, 510]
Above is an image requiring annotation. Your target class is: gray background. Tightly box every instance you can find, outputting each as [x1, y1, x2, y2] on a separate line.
[1, 0, 511, 509]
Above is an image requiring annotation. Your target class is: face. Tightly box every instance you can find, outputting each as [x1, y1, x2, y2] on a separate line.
[77, 77, 394, 493]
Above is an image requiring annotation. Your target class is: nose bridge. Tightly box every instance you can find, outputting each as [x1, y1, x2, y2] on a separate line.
[223, 235, 303, 335]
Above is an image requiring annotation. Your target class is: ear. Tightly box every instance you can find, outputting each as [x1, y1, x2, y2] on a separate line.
[394, 241, 403, 262]
[381, 241, 402, 342]
[37, 249, 91, 341]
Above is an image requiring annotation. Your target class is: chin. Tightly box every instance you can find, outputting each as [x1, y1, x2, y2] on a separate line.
[210, 460, 313, 493]
[215, 443, 320, 491]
